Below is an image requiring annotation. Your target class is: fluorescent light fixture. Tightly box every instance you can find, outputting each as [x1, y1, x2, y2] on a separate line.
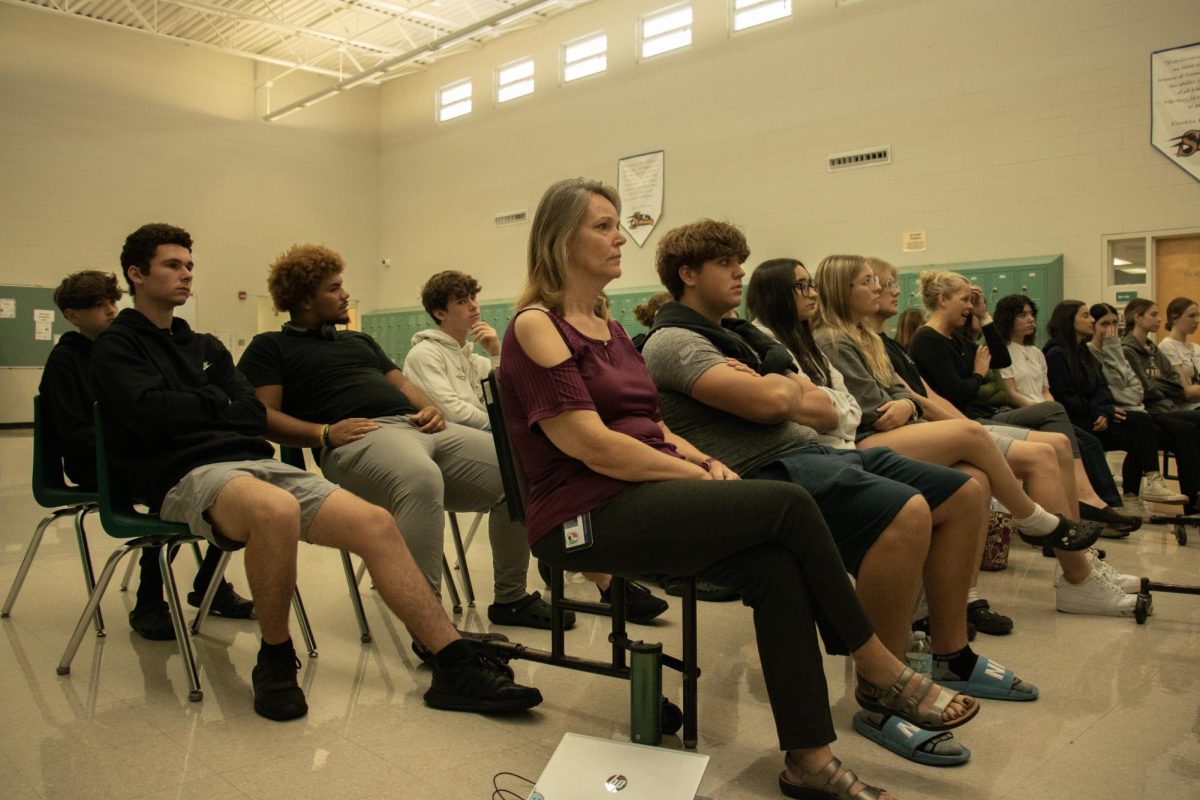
[1112, 257, 1132, 266]
[1118, 267, 1147, 275]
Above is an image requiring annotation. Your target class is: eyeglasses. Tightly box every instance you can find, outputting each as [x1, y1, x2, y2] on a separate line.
[850, 275, 880, 289]
[881, 280, 898, 291]
[793, 279, 816, 295]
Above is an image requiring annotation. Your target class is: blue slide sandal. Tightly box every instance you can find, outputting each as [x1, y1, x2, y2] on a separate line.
[938, 656, 1038, 701]
[853, 711, 970, 766]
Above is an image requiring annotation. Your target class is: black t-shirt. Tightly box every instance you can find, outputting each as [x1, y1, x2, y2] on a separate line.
[238, 329, 416, 423]
[880, 333, 927, 398]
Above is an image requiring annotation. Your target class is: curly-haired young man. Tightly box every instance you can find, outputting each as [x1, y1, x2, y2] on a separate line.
[93, 225, 541, 720]
[239, 245, 571, 633]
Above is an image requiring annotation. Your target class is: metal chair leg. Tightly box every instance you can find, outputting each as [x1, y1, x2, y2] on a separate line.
[682, 578, 698, 750]
[3, 510, 67, 618]
[57, 546, 129, 676]
[118, 555, 137, 591]
[292, 588, 318, 657]
[161, 541, 203, 702]
[460, 511, 485, 557]
[341, 550, 372, 643]
[73, 508, 105, 636]
[443, 556, 463, 615]
[447, 514, 475, 608]
[190, 549, 233, 635]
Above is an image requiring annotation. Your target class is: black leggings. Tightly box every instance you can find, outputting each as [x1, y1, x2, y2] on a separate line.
[1152, 409, 1200, 512]
[532, 479, 874, 751]
[1084, 410, 1160, 494]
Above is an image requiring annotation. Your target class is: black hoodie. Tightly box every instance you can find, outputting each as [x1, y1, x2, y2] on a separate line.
[90, 308, 273, 508]
[39, 331, 99, 489]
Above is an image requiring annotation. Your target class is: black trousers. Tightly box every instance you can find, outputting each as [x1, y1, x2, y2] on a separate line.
[1085, 410, 1159, 495]
[532, 479, 874, 751]
[1152, 409, 1200, 512]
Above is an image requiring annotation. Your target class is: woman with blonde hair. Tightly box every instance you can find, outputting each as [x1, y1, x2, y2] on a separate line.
[500, 179, 979, 800]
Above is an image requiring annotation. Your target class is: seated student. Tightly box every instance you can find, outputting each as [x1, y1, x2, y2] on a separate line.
[910, 274, 1140, 527]
[94, 223, 540, 720]
[42, 269, 252, 640]
[811, 257, 1143, 617]
[404, 270, 667, 623]
[1044, 301, 1185, 505]
[1158, 297, 1200, 402]
[1123, 298, 1200, 411]
[991, 294, 1138, 530]
[639, 220, 1022, 761]
[505, 178, 979, 800]
[1090, 303, 1199, 515]
[239, 246, 564, 632]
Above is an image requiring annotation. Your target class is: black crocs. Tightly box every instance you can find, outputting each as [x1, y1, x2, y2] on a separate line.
[487, 591, 574, 630]
[1016, 515, 1103, 552]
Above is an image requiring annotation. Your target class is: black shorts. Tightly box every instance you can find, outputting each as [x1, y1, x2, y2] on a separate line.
[747, 445, 970, 576]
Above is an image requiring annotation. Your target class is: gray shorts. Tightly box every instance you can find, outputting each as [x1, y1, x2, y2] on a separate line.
[160, 459, 337, 550]
[980, 422, 1032, 455]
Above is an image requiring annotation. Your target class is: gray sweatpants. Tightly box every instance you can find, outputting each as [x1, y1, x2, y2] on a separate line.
[320, 416, 529, 604]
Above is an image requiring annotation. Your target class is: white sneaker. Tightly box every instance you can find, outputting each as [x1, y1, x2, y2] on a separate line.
[1140, 473, 1187, 504]
[1056, 549, 1143, 593]
[1056, 570, 1138, 616]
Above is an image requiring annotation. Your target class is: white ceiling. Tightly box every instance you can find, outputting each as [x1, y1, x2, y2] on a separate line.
[4, 0, 584, 83]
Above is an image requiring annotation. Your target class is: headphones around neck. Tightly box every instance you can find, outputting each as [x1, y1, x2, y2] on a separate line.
[282, 321, 338, 341]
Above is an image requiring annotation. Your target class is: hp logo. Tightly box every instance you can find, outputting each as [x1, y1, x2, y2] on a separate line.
[604, 774, 629, 792]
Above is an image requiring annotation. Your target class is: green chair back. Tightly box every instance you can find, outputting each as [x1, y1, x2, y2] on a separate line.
[92, 403, 191, 539]
[32, 395, 97, 509]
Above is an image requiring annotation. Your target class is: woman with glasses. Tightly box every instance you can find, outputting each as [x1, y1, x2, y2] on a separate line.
[500, 179, 980, 800]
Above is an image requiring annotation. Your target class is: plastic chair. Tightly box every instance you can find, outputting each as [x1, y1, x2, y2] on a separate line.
[56, 405, 210, 700]
[2, 396, 103, 634]
[481, 372, 700, 749]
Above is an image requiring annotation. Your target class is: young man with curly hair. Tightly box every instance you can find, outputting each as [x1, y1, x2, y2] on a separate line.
[43, 269, 254, 640]
[239, 245, 570, 632]
[92, 224, 541, 721]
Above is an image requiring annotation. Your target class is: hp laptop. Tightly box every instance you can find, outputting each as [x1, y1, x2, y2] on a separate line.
[529, 732, 709, 800]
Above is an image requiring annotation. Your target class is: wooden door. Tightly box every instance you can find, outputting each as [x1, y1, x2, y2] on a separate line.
[1155, 235, 1200, 344]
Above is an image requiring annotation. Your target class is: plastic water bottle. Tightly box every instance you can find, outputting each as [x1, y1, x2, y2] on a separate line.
[906, 631, 932, 676]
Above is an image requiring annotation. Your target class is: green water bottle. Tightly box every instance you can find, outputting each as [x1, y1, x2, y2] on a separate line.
[629, 641, 662, 746]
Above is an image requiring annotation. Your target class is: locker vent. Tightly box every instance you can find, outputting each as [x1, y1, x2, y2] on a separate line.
[828, 146, 891, 171]
[494, 210, 527, 226]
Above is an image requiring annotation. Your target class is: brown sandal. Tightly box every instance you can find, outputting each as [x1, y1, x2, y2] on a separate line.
[855, 666, 979, 731]
[778, 755, 883, 799]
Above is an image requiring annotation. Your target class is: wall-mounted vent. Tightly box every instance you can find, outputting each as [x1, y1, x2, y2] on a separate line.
[828, 145, 891, 171]
[494, 210, 528, 226]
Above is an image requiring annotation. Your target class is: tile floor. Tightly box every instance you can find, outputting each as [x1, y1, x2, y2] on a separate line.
[1, 430, 1198, 800]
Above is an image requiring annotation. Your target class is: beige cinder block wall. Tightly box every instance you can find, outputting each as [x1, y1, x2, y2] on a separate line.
[376, 0, 1200, 312]
[0, 5, 382, 422]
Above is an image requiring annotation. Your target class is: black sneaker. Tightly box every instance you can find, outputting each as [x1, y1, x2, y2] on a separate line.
[424, 652, 543, 713]
[411, 629, 511, 666]
[252, 644, 307, 721]
[188, 581, 256, 619]
[911, 615, 977, 642]
[599, 582, 669, 625]
[967, 599, 1013, 635]
[661, 578, 740, 603]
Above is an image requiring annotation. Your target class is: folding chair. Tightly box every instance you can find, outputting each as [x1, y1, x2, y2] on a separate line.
[481, 372, 700, 748]
[3, 396, 102, 634]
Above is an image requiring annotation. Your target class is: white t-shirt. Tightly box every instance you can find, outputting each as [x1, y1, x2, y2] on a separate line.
[1159, 337, 1200, 386]
[1000, 342, 1048, 405]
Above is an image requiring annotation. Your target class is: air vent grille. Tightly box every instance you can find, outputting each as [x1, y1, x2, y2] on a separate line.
[494, 210, 527, 226]
[828, 146, 891, 171]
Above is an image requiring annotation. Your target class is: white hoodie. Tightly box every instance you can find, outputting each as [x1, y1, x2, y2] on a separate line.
[403, 328, 500, 430]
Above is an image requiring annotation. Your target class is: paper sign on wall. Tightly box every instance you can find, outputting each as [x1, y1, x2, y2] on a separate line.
[0, 298, 14, 318]
[903, 231, 927, 253]
[33, 308, 54, 341]
[1152, 41, 1200, 182]
[618, 150, 664, 247]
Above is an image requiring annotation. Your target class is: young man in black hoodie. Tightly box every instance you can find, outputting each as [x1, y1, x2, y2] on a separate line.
[41, 270, 253, 640]
[91, 224, 541, 721]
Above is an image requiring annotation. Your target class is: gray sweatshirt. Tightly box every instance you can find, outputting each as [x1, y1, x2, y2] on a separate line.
[1088, 336, 1143, 410]
[814, 326, 921, 440]
[1121, 333, 1190, 413]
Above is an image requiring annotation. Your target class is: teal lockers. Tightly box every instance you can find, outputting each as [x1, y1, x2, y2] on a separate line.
[894, 255, 1063, 345]
[363, 286, 669, 366]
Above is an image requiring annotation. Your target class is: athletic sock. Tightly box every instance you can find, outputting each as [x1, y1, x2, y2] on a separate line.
[1014, 504, 1058, 534]
[434, 638, 474, 669]
[258, 637, 296, 661]
[931, 645, 979, 681]
[967, 586, 980, 603]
